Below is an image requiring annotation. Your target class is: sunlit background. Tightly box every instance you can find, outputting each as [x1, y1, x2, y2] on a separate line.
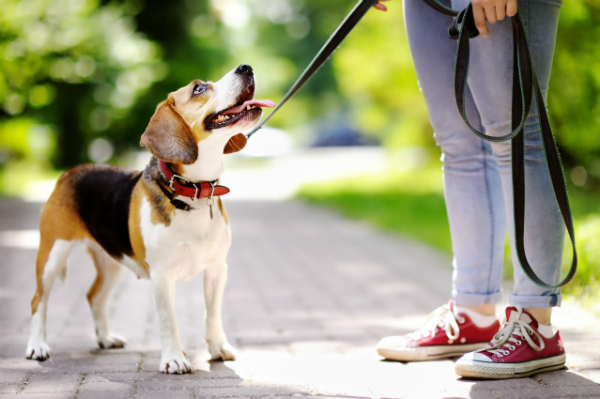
[0, 0, 599, 305]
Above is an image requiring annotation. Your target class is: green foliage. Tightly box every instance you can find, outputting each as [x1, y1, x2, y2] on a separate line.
[332, 6, 431, 149]
[548, 0, 600, 182]
[0, 0, 164, 168]
[1, 0, 599, 194]
[565, 215, 600, 313]
[298, 162, 452, 253]
[299, 170, 600, 309]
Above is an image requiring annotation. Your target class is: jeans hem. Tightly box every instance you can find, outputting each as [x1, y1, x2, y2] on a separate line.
[509, 293, 562, 308]
[452, 290, 503, 306]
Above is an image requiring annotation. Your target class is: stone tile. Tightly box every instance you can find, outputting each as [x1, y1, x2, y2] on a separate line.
[137, 389, 193, 399]
[0, 384, 20, 395]
[490, 386, 600, 398]
[22, 373, 80, 394]
[195, 385, 309, 399]
[77, 380, 134, 399]
[0, 369, 29, 385]
[2, 199, 600, 399]
[12, 393, 74, 399]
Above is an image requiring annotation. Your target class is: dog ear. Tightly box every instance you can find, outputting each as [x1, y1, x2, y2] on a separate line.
[140, 98, 198, 164]
[223, 133, 247, 154]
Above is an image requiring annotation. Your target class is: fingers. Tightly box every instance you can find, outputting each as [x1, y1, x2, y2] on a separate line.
[496, 3, 506, 21]
[506, 0, 518, 17]
[472, 2, 489, 37]
[373, 0, 390, 12]
[472, 0, 518, 38]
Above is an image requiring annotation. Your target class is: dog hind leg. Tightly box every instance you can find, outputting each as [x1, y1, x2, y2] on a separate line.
[204, 263, 236, 361]
[86, 245, 126, 349]
[26, 238, 74, 360]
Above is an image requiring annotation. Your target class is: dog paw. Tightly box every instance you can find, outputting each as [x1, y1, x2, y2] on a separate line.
[208, 342, 236, 361]
[25, 341, 51, 361]
[160, 354, 191, 374]
[98, 333, 126, 349]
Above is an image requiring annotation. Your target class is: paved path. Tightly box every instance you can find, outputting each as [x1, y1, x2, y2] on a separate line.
[1, 198, 599, 399]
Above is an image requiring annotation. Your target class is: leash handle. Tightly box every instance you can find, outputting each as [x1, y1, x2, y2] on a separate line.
[420, 0, 576, 289]
[245, 0, 379, 138]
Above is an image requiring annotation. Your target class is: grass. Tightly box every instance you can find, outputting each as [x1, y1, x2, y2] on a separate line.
[298, 164, 451, 253]
[298, 162, 600, 313]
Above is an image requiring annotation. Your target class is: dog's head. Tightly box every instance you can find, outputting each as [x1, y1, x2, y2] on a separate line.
[140, 64, 274, 164]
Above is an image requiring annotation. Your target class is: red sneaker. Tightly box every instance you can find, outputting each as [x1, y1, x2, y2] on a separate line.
[455, 306, 566, 379]
[376, 301, 500, 361]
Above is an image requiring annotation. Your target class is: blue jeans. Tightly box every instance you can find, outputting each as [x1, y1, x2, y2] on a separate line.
[403, 0, 564, 308]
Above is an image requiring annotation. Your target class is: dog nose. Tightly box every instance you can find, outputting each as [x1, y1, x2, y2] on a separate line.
[235, 64, 253, 75]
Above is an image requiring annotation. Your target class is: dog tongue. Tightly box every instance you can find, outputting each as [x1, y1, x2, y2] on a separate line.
[221, 99, 275, 115]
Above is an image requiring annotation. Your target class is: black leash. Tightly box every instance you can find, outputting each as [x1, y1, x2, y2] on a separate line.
[419, 0, 576, 289]
[245, 0, 379, 138]
[244, 0, 576, 288]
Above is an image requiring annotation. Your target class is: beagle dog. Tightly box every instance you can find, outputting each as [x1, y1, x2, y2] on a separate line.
[25, 64, 274, 374]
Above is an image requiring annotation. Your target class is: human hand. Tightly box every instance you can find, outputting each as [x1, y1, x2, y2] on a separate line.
[471, 0, 517, 37]
[373, 0, 390, 12]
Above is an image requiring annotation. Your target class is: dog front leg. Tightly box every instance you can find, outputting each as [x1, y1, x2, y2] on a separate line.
[204, 263, 236, 360]
[151, 275, 191, 374]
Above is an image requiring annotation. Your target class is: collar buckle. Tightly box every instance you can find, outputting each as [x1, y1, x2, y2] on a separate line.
[169, 173, 190, 191]
[191, 183, 199, 201]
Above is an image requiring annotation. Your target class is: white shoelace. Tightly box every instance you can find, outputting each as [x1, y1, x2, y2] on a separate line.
[477, 305, 544, 358]
[409, 302, 464, 341]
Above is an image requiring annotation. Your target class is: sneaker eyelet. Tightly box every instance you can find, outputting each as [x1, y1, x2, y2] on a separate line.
[516, 340, 522, 345]
[458, 317, 465, 324]
[509, 345, 516, 350]
[503, 350, 510, 355]
[497, 354, 503, 358]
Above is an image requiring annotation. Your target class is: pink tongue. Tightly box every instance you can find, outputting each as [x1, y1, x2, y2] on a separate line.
[221, 99, 275, 115]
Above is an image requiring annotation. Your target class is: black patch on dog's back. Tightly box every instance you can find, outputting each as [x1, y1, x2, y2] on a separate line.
[72, 165, 142, 258]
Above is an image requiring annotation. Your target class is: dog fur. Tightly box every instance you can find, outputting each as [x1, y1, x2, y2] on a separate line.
[25, 64, 269, 374]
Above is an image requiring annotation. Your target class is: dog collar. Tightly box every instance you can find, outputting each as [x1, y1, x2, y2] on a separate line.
[159, 160, 230, 200]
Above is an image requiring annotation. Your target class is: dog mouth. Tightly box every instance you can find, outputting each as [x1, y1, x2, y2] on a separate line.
[205, 83, 275, 131]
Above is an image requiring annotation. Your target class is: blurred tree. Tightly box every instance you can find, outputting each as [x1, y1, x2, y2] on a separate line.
[0, 0, 598, 193]
[0, 0, 165, 168]
[548, 0, 600, 185]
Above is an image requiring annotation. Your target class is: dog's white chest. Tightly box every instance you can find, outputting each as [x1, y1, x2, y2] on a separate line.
[138, 197, 231, 280]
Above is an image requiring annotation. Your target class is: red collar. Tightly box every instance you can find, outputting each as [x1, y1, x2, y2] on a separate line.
[159, 160, 230, 199]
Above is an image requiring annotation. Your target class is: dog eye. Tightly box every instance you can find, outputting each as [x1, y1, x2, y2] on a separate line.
[192, 84, 207, 97]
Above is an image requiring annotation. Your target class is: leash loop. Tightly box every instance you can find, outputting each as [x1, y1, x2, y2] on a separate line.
[419, 0, 576, 289]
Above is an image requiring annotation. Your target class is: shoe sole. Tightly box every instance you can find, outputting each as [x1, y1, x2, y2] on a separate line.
[455, 353, 566, 379]
[377, 342, 490, 361]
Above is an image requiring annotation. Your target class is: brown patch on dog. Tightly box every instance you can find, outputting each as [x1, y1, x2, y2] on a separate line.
[129, 181, 150, 272]
[31, 170, 92, 315]
[141, 97, 199, 165]
[168, 162, 186, 177]
[142, 159, 177, 226]
[224, 133, 247, 154]
[217, 198, 229, 224]
[86, 247, 105, 305]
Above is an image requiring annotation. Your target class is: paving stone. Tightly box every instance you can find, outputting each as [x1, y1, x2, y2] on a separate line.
[77, 380, 134, 399]
[21, 373, 80, 394]
[195, 385, 309, 399]
[490, 385, 600, 398]
[0, 384, 20, 395]
[137, 389, 193, 399]
[1, 199, 600, 399]
[9, 393, 74, 399]
[0, 369, 29, 385]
